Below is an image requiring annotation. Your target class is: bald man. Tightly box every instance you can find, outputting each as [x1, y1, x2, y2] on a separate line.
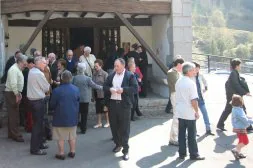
[65, 50, 77, 74]
[48, 53, 58, 89]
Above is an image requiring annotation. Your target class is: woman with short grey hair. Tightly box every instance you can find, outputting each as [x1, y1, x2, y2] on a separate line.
[50, 70, 80, 160]
[72, 63, 103, 134]
[79, 46, 96, 77]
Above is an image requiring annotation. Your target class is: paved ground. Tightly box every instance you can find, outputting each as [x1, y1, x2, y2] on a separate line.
[0, 74, 253, 168]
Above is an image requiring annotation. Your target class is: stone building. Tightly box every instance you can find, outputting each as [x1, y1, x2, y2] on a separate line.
[0, 0, 192, 97]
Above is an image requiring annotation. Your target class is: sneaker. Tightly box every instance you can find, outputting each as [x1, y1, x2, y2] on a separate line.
[231, 149, 240, 160]
[103, 123, 110, 128]
[206, 130, 215, 136]
[93, 124, 102, 129]
[238, 153, 246, 159]
[169, 141, 179, 146]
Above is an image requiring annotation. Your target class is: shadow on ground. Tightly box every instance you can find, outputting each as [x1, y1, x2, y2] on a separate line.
[136, 145, 177, 168]
[213, 130, 236, 153]
[0, 117, 171, 168]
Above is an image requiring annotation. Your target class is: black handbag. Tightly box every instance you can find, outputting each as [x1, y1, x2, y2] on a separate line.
[240, 76, 250, 93]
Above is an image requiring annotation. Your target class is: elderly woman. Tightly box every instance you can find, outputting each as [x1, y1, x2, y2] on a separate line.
[50, 70, 80, 160]
[72, 63, 103, 134]
[53, 58, 67, 86]
[92, 59, 109, 128]
[79, 46, 96, 77]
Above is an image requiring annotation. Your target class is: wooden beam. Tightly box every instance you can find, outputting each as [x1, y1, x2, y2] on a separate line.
[63, 12, 68, 17]
[6, 13, 12, 18]
[21, 10, 54, 53]
[80, 12, 87, 17]
[97, 13, 105, 18]
[1, 0, 170, 15]
[131, 14, 138, 19]
[25, 12, 30, 17]
[9, 18, 152, 27]
[115, 11, 168, 75]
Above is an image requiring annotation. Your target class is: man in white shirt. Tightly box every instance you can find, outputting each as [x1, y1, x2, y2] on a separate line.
[175, 62, 205, 160]
[103, 58, 138, 161]
[79, 46, 96, 77]
[27, 56, 50, 155]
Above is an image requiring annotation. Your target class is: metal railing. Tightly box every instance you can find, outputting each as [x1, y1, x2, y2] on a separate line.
[192, 53, 253, 74]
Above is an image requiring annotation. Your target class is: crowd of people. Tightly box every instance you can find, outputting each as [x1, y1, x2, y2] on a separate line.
[1, 43, 148, 161]
[166, 56, 253, 160]
[2, 42, 253, 162]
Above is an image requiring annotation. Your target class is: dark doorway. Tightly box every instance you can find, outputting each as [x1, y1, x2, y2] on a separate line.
[70, 27, 94, 56]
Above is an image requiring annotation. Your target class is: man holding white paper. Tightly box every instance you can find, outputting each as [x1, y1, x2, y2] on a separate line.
[103, 58, 138, 161]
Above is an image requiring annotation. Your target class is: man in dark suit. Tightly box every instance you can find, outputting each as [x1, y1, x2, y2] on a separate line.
[217, 58, 251, 131]
[103, 58, 138, 161]
[1, 50, 22, 83]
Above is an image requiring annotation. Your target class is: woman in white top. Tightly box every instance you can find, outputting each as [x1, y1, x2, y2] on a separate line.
[79, 46, 96, 77]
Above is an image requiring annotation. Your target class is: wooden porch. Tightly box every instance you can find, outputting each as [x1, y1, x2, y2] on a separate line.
[1, 0, 171, 74]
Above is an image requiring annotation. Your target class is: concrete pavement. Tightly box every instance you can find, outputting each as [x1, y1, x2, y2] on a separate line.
[0, 73, 253, 168]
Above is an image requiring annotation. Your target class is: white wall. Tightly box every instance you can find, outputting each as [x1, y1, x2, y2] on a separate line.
[8, 27, 42, 57]
[120, 26, 153, 64]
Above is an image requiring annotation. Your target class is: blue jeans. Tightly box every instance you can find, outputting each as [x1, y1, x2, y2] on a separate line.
[198, 99, 211, 131]
[178, 118, 199, 157]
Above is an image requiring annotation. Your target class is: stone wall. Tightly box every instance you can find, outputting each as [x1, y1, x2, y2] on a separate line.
[171, 0, 192, 61]
[150, 0, 192, 97]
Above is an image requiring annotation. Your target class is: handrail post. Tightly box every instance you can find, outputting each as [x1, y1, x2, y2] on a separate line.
[207, 55, 210, 73]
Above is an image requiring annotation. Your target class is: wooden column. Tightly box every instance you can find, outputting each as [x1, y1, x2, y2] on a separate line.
[93, 27, 100, 57]
[115, 12, 168, 75]
[21, 10, 54, 53]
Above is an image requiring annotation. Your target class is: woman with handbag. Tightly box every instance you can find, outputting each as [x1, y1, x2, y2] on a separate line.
[92, 59, 110, 128]
[217, 58, 252, 131]
[79, 46, 96, 77]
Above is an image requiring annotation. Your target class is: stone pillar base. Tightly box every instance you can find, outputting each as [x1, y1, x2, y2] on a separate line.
[150, 76, 169, 98]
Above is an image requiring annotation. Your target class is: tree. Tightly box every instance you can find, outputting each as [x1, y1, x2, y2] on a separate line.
[211, 40, 219, 55]
[235, 44, 250, 59]
[249, 44, 253, 56]
[223, 49, 236, 57]
[209, 9, 226, 27]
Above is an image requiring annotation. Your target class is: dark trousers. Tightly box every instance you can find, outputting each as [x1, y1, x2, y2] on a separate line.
[218, 99, 248, 128]
[178, 118, 199, 157]
[79, 103, 89, 132]
[19, 97, 26, 127]
[44, 96, 52, 139]
[109, 100, 131, 154]
[5, 92, 22, 139]
[30, 99, 46, 153]
[21, 96, 33, 132]
[165, 98, 172, 112]
[131, 94, 141, 119]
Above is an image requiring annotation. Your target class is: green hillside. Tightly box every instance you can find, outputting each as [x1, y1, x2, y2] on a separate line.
[193, 0, 253, 59]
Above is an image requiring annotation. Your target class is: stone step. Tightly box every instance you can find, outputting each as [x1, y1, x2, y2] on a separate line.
[0, 91, 169, 127]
